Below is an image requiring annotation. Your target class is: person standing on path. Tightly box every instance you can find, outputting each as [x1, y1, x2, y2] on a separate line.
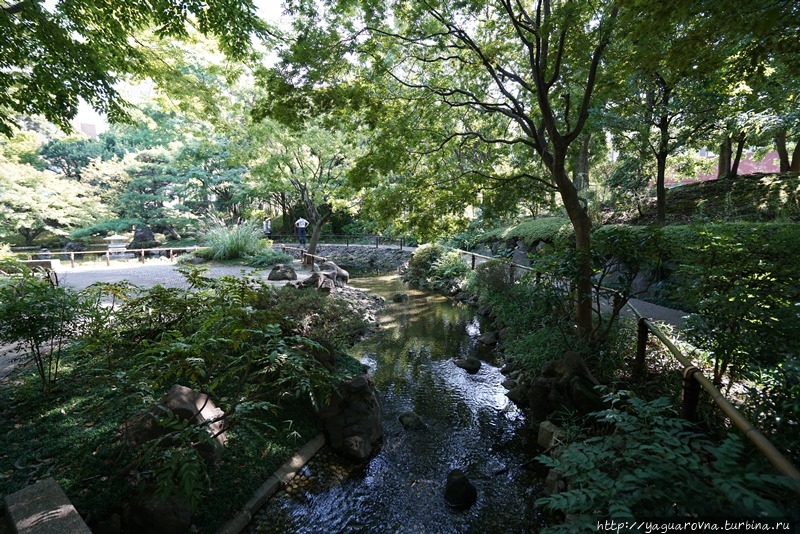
[295, 216, 309, 245]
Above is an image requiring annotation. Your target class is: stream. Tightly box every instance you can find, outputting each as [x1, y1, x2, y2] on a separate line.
[247, 274, 546, 533]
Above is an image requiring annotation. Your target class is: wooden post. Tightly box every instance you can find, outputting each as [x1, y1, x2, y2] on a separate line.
[681, 367, 702, 422]
[70, 252, 75, 268]
[140, 249, 145, 263]
[169, 249, 174, 262]
[471, 254, 476, 270]
[105, 251, 110, 266]
[634, 318, 648, 378]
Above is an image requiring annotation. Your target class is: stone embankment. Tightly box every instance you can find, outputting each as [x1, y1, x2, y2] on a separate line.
[289, 244, 414, 273]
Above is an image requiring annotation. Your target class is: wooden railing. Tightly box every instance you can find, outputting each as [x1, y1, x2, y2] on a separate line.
[13, 246, 206, 268]
[454, 249, 800, 485]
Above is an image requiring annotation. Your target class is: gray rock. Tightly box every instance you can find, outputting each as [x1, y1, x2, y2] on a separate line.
[398, 411, 427, 431]
[454, 356, 481, 374]
[318, 375, 383, 461]
[121, 384, 227, 466]
[268, 263, 298, 281]
[443, 469, 478, 509]
[477, 331, 498, 345]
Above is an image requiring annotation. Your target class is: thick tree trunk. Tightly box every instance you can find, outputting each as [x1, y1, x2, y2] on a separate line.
[280, 192, 290, 233]
[718, 139, 732, 178]
[775, 130, 790, 172]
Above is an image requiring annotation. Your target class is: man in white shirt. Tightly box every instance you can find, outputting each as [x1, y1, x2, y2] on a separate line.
[295, 216, 309, 245]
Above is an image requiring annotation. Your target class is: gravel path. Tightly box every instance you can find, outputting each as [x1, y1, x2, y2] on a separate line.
[54, 260, 309, 291]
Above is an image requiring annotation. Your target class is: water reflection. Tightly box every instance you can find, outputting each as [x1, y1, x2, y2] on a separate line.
[248, 275, 545, 533]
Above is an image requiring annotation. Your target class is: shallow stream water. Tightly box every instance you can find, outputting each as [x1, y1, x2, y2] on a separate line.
[247, 274, 545, 533]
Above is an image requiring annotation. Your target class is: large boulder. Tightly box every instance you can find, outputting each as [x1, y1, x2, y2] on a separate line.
[289, 271, 338, 292]
[454, 356, 481, 374]
[268, 264, 297, 281]
[443, 469, 478, 509]
[527, 351, 604, 421]
[318, 375, 383, 461]
[130, 226, 161, 253]
[121, 384, 227, 466]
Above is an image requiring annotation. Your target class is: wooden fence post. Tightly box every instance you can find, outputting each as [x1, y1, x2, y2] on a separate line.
[681, 367, 702, 422]
[70, 252, 75, 268]
[634, 318, 648, 378]
[105, 251, 110, 266]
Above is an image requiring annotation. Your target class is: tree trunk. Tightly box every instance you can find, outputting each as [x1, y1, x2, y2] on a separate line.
[775, 130, 790, 172]
[656, 153, 667, 224]
[791, 140, 800, 172]
[730, 132, 746, 178]
[281, 192, 290, 233]
[306, 212, 332, 258]
[572, 133, 591, 191]
[718, 139, 732, 178]
[554, 155, 594, 339]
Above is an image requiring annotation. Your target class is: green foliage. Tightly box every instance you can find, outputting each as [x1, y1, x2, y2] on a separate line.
[479, 218, 572, 249]
[427, 251, 472, 290]
[195, 222, 267, 261]
[0, 266, 369, 526]
[743, 358, 800, 466]
[0, 273, 83, 392]
[592, 225, 663, 295]
[0, 158, 111, 245]
[536, 393, 798, 531]
[0, 0, 266, 136]
[405, 243, 446, 284]
[247, 248, 294, 268]
[673, 225, 800, 384]
[471, 259, 587, 374]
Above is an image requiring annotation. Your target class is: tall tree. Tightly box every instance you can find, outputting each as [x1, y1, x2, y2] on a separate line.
[249, 119, 361, 256]
[282, 0, 620, 338]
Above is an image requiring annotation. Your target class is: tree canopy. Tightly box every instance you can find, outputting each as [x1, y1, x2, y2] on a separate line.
[0, 0, 269, 136]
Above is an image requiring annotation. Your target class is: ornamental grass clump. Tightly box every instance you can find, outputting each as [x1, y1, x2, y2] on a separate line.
[196, 222, 267, 261]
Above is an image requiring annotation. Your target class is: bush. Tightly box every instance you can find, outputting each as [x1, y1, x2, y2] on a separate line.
[537, 392, 798, 532]
[248, 248, 293, 268]
[672, 225, 800, 385]
[0, 273, 83, 392]
[428, 251, 471, 289]
[0, 267, 369, 529]
[405, 243, 446, 283]
[196, 222, 267, 261]
[479, 217, 572, 249]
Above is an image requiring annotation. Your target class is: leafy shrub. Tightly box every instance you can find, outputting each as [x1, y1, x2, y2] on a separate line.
[537, 392, 798, 532]
[248, 248, 293, 268]
[405, 243, 446, 283]
[673, 226, 800, 385]
[196, 222, 267, 261]
[479, 217, 572, 248]
[742, 358, 800, 466]
[427, 250, 471, 289]
[0, 273, 83, 392]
